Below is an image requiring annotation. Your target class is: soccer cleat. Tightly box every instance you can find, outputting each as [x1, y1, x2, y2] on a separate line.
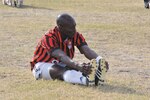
[96, 58, 107, 85]
[86, 78, 95, 86]
[89, 58, 108, 86]
[88, 59, 97, 82]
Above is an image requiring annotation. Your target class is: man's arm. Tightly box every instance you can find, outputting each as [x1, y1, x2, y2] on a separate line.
[51, 49, 82, 71]
[79, 45, 99, 60]
[79, 45, 109, 71]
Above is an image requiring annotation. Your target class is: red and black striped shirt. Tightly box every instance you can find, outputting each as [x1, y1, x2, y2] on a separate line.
[30, 27, 87, 70]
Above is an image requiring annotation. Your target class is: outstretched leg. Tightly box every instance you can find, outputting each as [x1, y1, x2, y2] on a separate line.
[50, 65, 88, 85]
[32, 62, 88, 85]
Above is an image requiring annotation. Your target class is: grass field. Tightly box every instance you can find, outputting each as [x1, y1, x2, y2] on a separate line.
[0, 0, 150, 100]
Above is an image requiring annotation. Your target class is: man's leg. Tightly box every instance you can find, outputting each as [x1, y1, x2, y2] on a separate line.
[32, 62, 54, 80]
[50, 65, 88, 85]
[32, 62, 88, 85]
[62, 70, 88, 85]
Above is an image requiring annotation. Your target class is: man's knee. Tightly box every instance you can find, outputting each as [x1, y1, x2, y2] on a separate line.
[32, 62, 54, 80]
[50, 65, 67, 80]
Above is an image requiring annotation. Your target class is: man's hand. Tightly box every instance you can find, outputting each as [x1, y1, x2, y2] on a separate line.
[81, 63, 92, 76]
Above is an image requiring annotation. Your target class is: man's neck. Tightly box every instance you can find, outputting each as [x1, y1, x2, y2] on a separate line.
[60, 32, 68, 41]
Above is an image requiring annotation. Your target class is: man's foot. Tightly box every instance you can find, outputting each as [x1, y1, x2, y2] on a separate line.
[88, 59, 97, 82]
[86, 78, 95, 86]
[95, 58, 107, 85]
[88, 58, 108, 86]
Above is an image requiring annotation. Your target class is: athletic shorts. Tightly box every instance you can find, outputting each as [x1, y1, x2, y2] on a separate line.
[32, 62, 66, 80]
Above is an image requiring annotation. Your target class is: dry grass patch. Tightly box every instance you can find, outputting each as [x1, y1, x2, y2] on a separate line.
[0, 0, 150, 99]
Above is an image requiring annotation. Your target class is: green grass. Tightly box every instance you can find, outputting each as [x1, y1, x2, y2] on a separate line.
[0, 0, 150, 100]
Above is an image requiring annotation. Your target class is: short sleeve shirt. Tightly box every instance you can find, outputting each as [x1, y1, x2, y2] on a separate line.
[30, 27, 87, 70]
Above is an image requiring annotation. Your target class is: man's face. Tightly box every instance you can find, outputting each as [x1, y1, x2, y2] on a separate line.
[59, 23, 76, 39]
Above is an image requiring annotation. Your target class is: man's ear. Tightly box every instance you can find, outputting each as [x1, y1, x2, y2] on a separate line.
[57, 24, 63, 30]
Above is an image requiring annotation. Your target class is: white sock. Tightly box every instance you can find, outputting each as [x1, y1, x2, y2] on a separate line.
[96, 56, 103, 65]
[63, 70, 87, 85]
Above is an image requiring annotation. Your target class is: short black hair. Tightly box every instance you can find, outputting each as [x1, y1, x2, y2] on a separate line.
[56, 13, 76, 27]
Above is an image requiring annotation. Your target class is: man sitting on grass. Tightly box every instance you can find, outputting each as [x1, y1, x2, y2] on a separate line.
[30, 13, 109, 86]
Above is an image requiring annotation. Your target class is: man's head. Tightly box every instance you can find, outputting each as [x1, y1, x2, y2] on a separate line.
[56, 13, 76, 38]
